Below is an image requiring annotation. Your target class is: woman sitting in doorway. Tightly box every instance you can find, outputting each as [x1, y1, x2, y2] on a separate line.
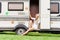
[22, 5, 40, 35]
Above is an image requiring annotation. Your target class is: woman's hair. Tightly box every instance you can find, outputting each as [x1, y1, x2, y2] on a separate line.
[30, 5, 39, 17]
[30, 0, 39, 18]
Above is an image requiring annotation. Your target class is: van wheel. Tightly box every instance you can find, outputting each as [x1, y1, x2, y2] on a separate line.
[0, 31, 3, 32]
[16, 28, 26, 35]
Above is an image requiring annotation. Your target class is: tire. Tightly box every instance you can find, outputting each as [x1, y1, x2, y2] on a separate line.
[0, 31, 3, 32]
[16, 28, 26, 35]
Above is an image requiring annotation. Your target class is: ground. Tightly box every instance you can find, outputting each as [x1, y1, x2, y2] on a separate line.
[0, 32, 60, 40]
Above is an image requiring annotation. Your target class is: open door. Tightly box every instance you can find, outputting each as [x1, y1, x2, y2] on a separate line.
[40, 0, 50, 29]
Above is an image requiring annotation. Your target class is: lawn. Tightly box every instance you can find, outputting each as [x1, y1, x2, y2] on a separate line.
[0, 32, 60, 40]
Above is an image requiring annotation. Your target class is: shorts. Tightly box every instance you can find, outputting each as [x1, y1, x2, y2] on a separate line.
[32, 23, 38, 29]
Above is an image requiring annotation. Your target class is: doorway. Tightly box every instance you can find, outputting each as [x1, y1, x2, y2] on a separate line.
[30, 0, 39, 18]
[30, 0, 40, 29]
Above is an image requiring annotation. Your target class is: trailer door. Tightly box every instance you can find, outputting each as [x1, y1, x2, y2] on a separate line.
[40, 0, 50, 29]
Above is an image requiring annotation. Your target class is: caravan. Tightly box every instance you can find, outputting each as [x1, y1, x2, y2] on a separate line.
[0, 0, 60, 35]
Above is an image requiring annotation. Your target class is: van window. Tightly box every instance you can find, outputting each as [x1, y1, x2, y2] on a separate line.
[0, 3, 1, 13]
[8, 2, 24, 11]
[50, 3, 59, 14]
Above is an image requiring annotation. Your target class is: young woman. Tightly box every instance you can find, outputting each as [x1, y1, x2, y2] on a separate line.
[22, 4, 40, 35]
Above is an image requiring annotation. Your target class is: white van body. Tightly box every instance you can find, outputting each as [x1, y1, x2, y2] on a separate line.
[0, 0, 29, 30]
[0, 0, 60, 35]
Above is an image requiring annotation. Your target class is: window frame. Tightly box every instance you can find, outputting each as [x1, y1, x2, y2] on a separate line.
[8, 2, 24, 11]
[50, 3, 59, 14]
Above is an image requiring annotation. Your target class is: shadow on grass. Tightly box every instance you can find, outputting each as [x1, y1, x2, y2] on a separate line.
[26, 32, 60, 37]
[0, 32, 60, 37]
[0, 32, 16, 35]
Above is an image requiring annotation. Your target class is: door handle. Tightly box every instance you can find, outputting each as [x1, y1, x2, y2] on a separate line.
[48, 8, 50, 10]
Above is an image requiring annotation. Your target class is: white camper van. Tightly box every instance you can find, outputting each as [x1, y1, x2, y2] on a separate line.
[0, 0, 60, 35]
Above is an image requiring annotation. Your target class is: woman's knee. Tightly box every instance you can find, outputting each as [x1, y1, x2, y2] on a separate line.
[29, 28, 34, 31]
[29, 20, 33, 26]
[30, 20, 32, 23]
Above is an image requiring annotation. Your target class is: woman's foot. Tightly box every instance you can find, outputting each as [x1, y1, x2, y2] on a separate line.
[21, 33, 28, 36]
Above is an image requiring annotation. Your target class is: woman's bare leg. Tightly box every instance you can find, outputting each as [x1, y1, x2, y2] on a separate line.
[29, 20, 33, 28]
[22, 28, 33, 35]
[22, 20, 33, 35]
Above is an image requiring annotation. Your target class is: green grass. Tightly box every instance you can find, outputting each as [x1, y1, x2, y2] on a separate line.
[0, 32, 60, 40]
